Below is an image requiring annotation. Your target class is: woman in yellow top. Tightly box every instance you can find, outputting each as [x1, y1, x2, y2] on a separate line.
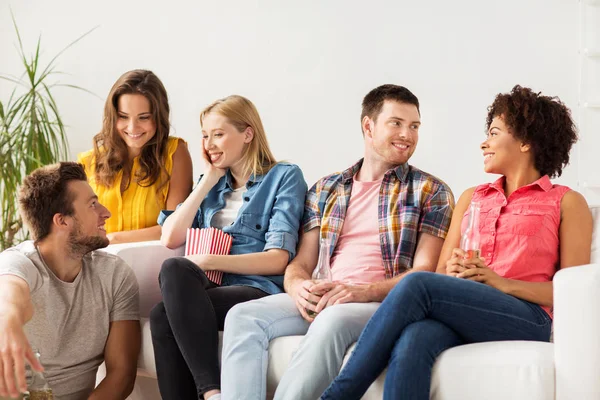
[78, 70, 193, 244]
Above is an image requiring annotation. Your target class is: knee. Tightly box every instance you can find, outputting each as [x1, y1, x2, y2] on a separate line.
[313, 307, 351, 332]
[394, 271, 438, 294]
[158, 257, 196, 284]
[225, 302, 248, 327]
[310, 306, 369, 346]
[224, 301, 260, 331]
[401, 271, 434, 286]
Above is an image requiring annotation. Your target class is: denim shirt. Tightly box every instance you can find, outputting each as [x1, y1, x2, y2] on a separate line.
[158, 163, 307, 295]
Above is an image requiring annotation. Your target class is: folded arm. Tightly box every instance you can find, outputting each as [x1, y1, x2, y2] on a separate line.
[89, 320, 141, 400]
[187, 249, 289, 275]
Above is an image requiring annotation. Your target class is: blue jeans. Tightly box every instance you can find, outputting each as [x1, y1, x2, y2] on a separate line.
[321, 272, 552, 400]
[221, 293, 380, 400]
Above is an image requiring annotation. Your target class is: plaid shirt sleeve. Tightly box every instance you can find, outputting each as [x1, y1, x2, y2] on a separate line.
[302, 181, 322, 233]
[418, 182, 455, 239]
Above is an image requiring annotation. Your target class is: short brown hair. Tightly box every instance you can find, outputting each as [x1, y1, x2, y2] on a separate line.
[19, 162, 88, 241]
[486, 85, 578, 178]
[361, 84, 420, 130]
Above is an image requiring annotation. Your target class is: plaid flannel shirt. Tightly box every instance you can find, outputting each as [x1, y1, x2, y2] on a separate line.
[303, 159, 454, 278]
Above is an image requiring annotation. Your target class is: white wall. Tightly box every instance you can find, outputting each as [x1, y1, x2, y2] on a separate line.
[0, 0, 581, 199]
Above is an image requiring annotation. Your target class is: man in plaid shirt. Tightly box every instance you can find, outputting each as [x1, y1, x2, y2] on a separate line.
[221, 84, 454, 400]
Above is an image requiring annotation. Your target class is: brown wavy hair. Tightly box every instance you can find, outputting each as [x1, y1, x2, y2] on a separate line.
[92, 70, 171, 193]
[19, 162, 87, 242]
[486, 85, 578, 178]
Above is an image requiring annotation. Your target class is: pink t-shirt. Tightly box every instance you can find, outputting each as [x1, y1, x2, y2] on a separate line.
[330, 177, 386, 285]
[463, 175, 570, 316]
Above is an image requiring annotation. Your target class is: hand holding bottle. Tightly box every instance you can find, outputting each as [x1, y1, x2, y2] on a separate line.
[445, 248, 470, 277]
[0, 315, 43, 399]
[291, 279, 322, 322]
[24, 350, 53, 399]
[458, 256, 507, 292]
[304, 238, 333, 318]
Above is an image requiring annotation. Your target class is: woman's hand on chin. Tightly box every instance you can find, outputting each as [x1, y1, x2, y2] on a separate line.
[201, 139, 227, 180]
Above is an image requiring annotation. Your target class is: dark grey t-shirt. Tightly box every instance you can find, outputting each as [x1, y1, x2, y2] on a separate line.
[0, 241, 140, 400]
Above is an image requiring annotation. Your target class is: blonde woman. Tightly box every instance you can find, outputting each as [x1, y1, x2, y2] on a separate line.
[78, 69, 193, 244]
[150, 95, 307, 400]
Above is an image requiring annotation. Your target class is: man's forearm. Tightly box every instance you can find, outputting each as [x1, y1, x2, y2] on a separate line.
[366, 270, 418, 302]
[0, 277, 33, 324]
[88, 370, 135, 400]
[365, 274, 401, 302]
[283, 262, 312, 293]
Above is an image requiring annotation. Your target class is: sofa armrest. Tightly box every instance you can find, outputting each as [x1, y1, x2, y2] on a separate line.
[103, 240, 184, 317]
[554, 263, 600, 400]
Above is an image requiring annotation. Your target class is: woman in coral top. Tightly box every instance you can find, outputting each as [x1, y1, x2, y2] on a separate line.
[78, 70, 193, 244]
[320, 85, 594, 400]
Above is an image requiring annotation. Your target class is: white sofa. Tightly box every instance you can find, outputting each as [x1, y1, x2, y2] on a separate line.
[99, 206, 600, 400]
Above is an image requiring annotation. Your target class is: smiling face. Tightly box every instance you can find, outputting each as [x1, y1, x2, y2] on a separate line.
[115, 94, 157, 158]
[66, 180, 111, 255]
[481, 115, 530, 175]
[201, 112, 253, 170]
[364, 100, 420, 165]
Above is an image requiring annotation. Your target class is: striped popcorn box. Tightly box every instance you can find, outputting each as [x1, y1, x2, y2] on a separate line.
[185, 227, 233, 285]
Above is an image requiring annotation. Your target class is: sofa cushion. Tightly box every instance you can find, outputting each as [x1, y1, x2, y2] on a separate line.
[430, 341, 555, 400]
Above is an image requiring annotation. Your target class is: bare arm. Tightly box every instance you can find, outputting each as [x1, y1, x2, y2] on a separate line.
[497, 190, 592, 306]
[364, 232, 445, 302]
[106, 140, 194, 245]
[89, 320, 141, 400]
[0, 276, 42, 398]
[187, 248, 290, 275]
[436, 187, 475, 274]
[281, 228, 323, 321]
[457, 190, 593, 307]
[165, 140, 194, 211]
[107, 225, 162, 244]
[161, 171, 223, 248]
[283, 228, 320, 293]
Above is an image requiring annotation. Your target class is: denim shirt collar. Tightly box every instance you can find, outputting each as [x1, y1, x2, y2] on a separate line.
[214, 169, 265, 192]
[341, 158, 410, 183]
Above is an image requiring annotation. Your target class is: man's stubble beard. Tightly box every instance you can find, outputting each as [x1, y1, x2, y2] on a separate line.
[67, 219, 109, 258]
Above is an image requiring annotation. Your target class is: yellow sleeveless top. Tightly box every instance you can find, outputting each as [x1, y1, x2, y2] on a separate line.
[77, 137, 183, 234]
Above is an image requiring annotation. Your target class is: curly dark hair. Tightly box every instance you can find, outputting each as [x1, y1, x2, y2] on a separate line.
[486, 85, 577, 178]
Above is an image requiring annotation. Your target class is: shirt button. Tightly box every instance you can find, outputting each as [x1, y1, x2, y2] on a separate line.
[256, 224, 262, 229]
[244, 197, 250, 201]
[487, 253, 492, 257]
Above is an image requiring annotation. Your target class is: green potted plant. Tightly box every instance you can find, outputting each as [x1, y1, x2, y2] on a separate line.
[0, 13, 96, 250]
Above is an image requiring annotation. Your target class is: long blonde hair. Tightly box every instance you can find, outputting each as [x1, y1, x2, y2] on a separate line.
[200, 95, 277, 178]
